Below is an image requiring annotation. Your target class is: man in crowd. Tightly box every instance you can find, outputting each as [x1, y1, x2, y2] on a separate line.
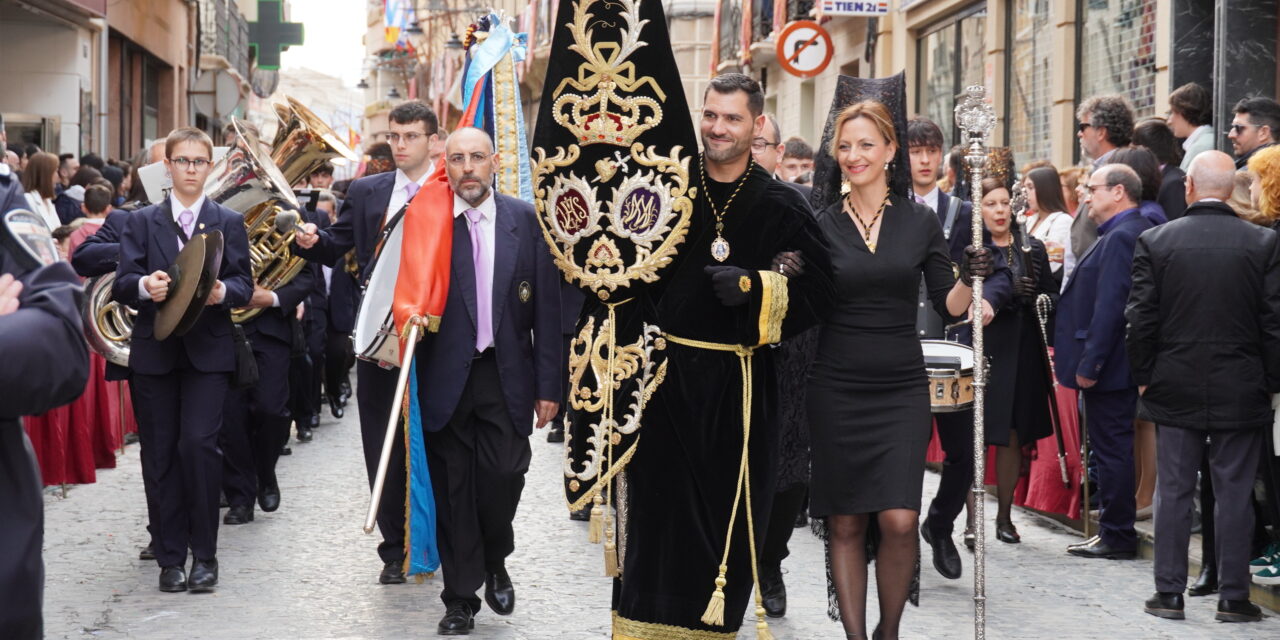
[293, 99, 439, 585]
[309, 163, 335, 190]
[1068, 94, 1135, 283]
[1229, 97, 1280, 169]
[1129, 150, 1279, 624]
[56, 153, 77, 192]
[777, 136, 814, 184]
[113, 127, 253, 593]
[1055, 163, 1152, 560]
[314, 191, 356, 419]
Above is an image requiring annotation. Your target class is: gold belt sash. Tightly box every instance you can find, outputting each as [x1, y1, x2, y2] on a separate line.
[662, 334, 774, 640]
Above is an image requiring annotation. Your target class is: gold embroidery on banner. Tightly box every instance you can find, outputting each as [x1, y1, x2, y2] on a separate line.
[611, 612, 738, 640]
[755, 270, 789, 346]
[490, 51, 522, 196]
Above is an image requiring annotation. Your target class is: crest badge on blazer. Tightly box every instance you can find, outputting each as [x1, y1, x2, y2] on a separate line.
[518, 280, 532, 303]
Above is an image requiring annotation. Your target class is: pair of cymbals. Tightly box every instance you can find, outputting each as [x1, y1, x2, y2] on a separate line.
[155, 231, 224, 341]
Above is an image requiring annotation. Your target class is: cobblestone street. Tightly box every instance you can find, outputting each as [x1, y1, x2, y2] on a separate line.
[41, 405, 1280, 639]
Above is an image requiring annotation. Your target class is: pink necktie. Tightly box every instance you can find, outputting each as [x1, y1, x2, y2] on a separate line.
[405, 181, 420, 200]
[465, 208, 492, 351]
[178, 209, 194, 249]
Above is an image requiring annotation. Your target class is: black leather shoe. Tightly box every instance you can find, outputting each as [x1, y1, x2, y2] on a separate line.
[760, 569, 786, 618]
[339, 381, 352, 406]
[188, 558, 218, 592]
[1067, 536, 1136, 559]
[380, 560, 406, 585]
[438, 600, 475, 635]
[1187, 563, 1217, 596]
[1066, 534, 1100, 552]
[1216, 599, 1262, 622]
[297, 426, 313, 443]
[159, 566, 187, 592]
[921, 518, 962, 580]
[280, 445, 292, 456]
[258, 483, 281, 513]
[1143, 592, 1185, 620]
[485, 567, 515, 615]
[139, 544, 155, 561]
[995, 519, 1021, 544]
[545, 425, 564, 443]
[328, 396, 344, 419]
[569, 507, 591, 522]
[223, 504, 254, 525]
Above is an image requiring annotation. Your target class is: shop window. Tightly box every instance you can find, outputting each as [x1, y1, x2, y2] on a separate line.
[916, 5, 986, 148]
[1078, 0, 1158, 118]
[1007, 0, 1053, 164]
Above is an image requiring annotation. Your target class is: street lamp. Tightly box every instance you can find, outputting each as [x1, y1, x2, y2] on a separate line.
[445, 33, 464, 50]
[356, 78, 369, 89]
[387, 87, 402, 100]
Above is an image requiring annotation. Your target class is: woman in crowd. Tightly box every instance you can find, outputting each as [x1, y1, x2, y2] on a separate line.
[1059, 166, 1087, 215]
[1020, 166, 1072, 287]
[1132, 118, 1188, 220]
[1111, 146, 1168, 226]
[20, 151, 60, 229]
[976, 177, 1059, 543]
[1167, 82, 1215, 172]
[807, 100, 995, 640]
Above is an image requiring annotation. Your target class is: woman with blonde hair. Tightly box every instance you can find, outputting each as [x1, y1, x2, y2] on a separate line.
[1248, 143, 1280, 229]
[807, 99, 998, 640]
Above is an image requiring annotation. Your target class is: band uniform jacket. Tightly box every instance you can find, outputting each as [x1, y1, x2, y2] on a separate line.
[71, 210, 130, 278]
[412, 193, 563, 435]
[1054, 208, 1153, 391]
[1125, 200, 1280, 430]
[291, 171, 397, 279]
[112, 198, 253, 375]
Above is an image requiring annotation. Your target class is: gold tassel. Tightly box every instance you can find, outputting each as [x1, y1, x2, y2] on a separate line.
[587, 493, 604, 544]
[699, 565, 728, 626]
[604, 540, 619, 577]
[755, 607, 774, 640]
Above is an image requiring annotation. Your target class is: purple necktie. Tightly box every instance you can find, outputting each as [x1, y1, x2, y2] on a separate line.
[405, 181, 420, 201]
[178, 209, 194, 249]
[465, 208, 492, 351]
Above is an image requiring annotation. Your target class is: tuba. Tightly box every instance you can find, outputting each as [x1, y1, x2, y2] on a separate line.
[83, 273, 134, 367]
[271, 96, 359, 187]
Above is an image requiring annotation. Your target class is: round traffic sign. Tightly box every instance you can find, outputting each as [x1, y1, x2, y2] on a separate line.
[776, 21, 834, 79]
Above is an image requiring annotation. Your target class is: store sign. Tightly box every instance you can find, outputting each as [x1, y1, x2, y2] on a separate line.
[776, 21, 834, 79]
[821, 0, 890, 17]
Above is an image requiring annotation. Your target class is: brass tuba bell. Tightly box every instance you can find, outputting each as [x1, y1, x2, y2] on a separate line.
[271, 96, 359, 187]
[82, 273, 135, 367]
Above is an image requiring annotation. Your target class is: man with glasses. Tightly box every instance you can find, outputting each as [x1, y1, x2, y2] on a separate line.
[113, 127, 253, 593]
[1229, 97, 1280, 169]
[1068, 95, 1136, 283]
[750, 114, 811, 201]
[293, 100, 440, 585]
[1054, 163, 1152, 561]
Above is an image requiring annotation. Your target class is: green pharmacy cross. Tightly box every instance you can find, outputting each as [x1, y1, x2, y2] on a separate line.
[248, 0, 304, 71]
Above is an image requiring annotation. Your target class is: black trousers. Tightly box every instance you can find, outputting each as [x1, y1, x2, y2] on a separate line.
[220, 334, 292, 508]
[1155, 426, 1262, 600]
[425, 354, 531, 612]
[324, 329, 354, 401]
[927, 410, 975, 537]
[289, 314, 325, 424]
[356, 359, 406, 563]
[132, 351, 230, 567]
[759, 483, 807, 576]
[1083, 387, 1138, 550]
[0, 423, 43, 639]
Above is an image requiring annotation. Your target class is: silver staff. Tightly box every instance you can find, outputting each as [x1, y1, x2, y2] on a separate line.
[955, 85, 996, 640]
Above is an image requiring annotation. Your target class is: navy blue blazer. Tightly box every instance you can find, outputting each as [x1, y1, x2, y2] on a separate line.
[0, 254, 88, 422]
[414, 193, 563, 436]
[326, 267, 359, 334]
[1053, 208, 1153, 391]
[112, 198, 253, 375]
[71, 210, 129, 277]
[292, 171, 396, 279]
[935, 190, 974, 263]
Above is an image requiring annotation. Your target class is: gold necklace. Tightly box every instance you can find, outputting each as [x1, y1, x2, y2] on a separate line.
[699, 155, 754, 262]
[846, 191, 891, 252]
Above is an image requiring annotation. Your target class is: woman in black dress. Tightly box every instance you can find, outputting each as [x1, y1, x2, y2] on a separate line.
[976, 177, 1059, 544]
[807, 100, 993, 640]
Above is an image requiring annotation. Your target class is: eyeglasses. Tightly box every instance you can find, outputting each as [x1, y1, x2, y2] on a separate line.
[750, 138, 780, 152]
[446, 152, 492, 166]
[170, 157, 211, 169]
[387, 132, 428, 144]
[1230, 123, 1256, 134]
[1076, 122, 1094, 133]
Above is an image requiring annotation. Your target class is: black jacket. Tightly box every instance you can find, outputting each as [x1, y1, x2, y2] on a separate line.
[1125, 200, 1280, 430]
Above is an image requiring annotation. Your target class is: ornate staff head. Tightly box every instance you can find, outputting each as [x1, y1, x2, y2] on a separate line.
[955, 85, 997, 186]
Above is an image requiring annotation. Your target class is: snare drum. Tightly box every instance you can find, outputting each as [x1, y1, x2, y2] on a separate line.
[921, 339, 975, 413]
[353, 207, 406, 369]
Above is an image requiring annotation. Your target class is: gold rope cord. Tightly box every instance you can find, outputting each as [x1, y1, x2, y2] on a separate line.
[611, 612, 738, 640]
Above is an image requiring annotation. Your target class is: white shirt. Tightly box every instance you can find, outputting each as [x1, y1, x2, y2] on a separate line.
[454, 192, 497, 350]
[1024, 210, 1073, 272]
[384, 167, 432, 224]
[24, 193, 59, 231]
[919, 186, 940, 213]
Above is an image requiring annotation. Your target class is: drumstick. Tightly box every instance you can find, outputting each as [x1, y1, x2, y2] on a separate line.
[274, 210, 309, 235]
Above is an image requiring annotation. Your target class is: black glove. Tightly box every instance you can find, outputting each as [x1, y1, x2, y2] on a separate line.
[1012, 257, 1040, 303]
[959, 246, 994, 286]
[704, 265, 752, 307]
[771, 250, 805, 278]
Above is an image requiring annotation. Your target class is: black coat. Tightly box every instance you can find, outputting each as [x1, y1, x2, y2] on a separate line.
[1125, 200, 1280, 430]
[1157, 164, 1187, 221]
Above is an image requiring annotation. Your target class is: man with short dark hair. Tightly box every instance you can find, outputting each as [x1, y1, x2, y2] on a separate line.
[1055, 163, 1152, 561]
[78, 152, 104, 171]
[308, 163, 335, 190]
[1130, 150, 1279, 624]
[751, 114, 811, 201]
[778, 136, 814, 183]
[1229, 96, 1280, 169]
[293, 99, 440, 584]
[56, 154, 77, 191]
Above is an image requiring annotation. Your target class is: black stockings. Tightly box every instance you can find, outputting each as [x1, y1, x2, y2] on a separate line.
[995, 431, 1022, 523]
[828, 509, 917, 640]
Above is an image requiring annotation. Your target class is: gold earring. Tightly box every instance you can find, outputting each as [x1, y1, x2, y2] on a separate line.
[840, 179, 851, 195]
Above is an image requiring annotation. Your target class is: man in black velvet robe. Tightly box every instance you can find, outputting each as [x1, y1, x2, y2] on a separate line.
[609, 73, 835, 639]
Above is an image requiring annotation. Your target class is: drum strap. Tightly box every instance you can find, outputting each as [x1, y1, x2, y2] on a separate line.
[942, 195, 962, 241]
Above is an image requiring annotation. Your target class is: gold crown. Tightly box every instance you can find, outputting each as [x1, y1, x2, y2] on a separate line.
[553, 82, 663, 148]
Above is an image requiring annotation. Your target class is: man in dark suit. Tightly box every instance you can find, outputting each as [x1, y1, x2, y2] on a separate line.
[293, 100, 440, 584]
[219, 238, 315, 524]
[421, 127, 562, 635]
[1129, 151, 1280, 623]
[113, 127, 253, 593]
[1054, 163, 1153, 560]
[0, 164, 90, 640]
[314, 190, 357, 418]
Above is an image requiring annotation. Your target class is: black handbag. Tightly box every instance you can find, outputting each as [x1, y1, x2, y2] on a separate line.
[231, 324, 260, 389]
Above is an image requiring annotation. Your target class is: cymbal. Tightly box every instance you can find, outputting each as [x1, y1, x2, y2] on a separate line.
[154, 231, 223, 341]
[174, 230, 224, 338]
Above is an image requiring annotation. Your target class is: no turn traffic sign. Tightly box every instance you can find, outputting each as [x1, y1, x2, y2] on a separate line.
[776, 21, 834, 79]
